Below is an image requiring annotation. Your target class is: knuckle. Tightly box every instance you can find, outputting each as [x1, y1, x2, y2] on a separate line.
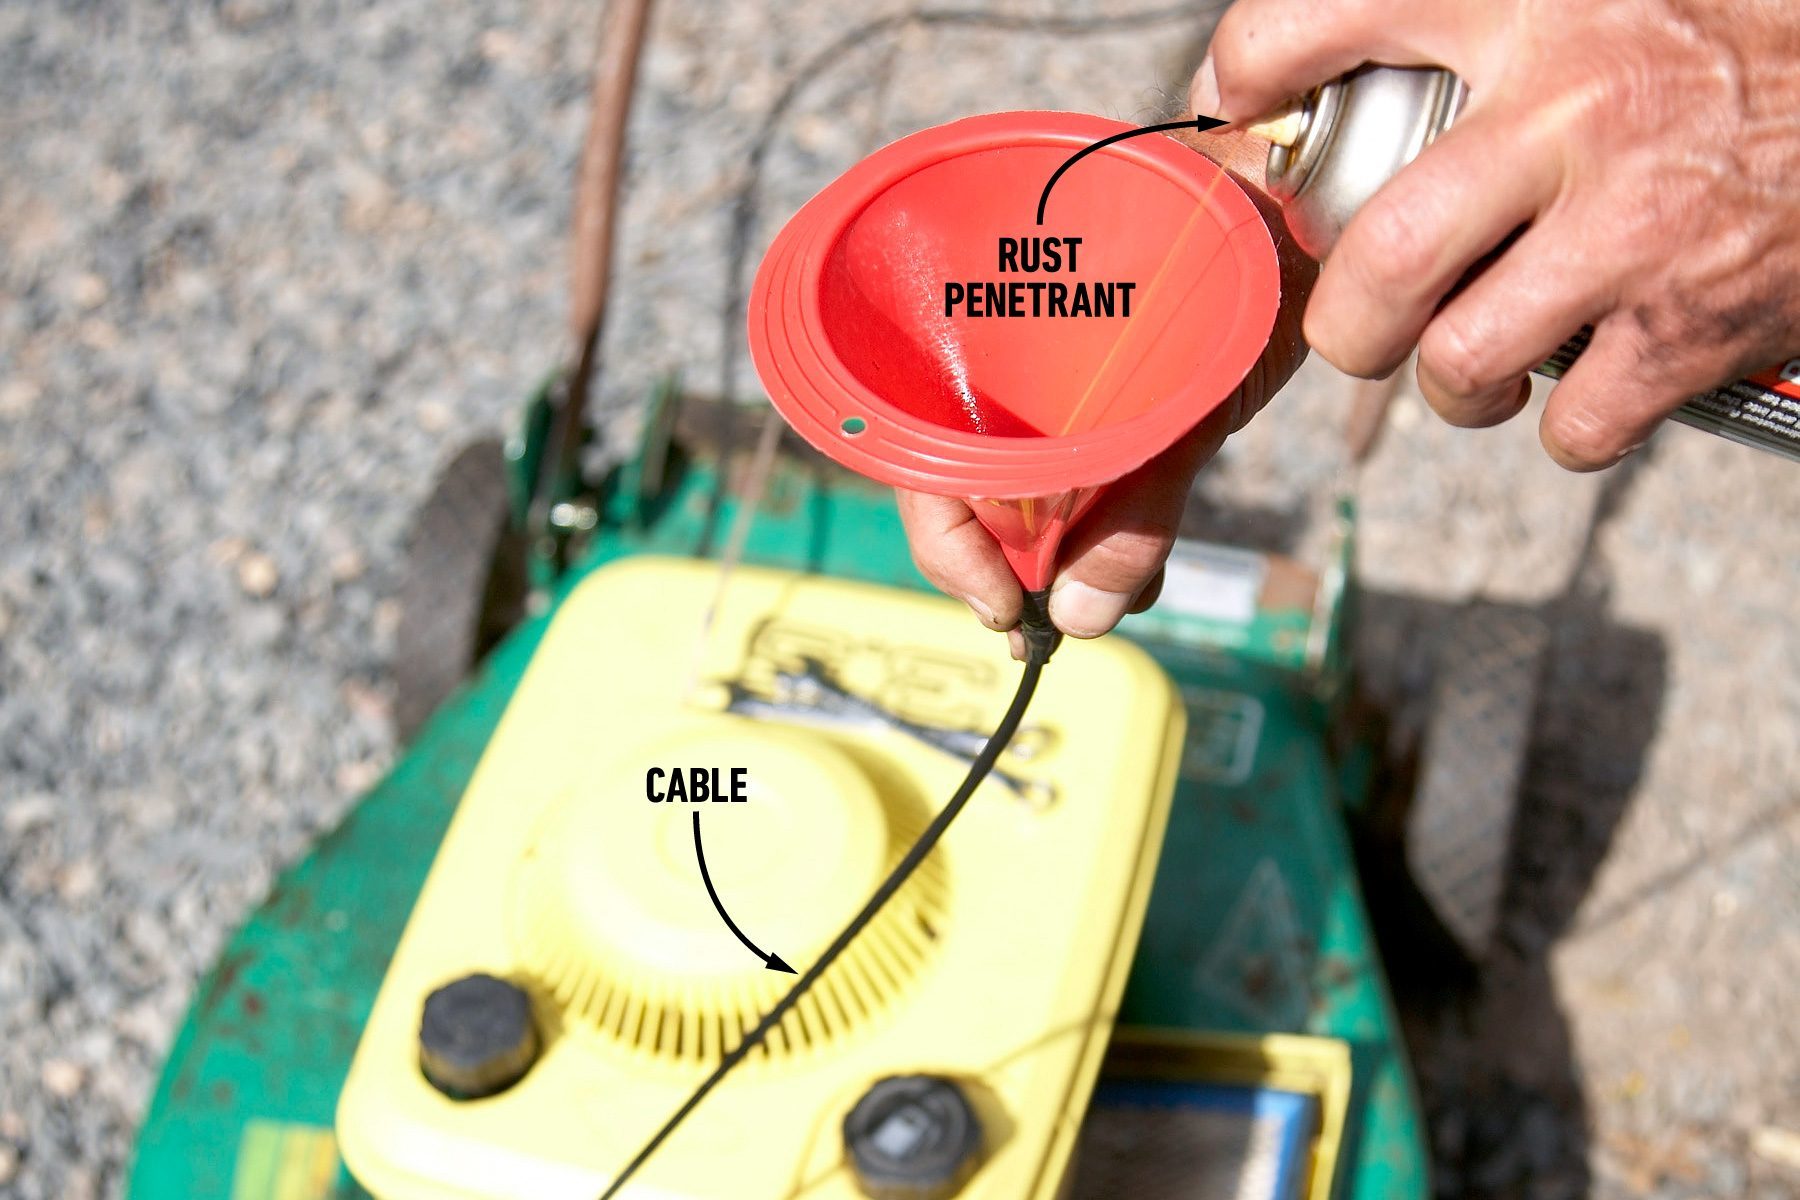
[906, 540, 956, 592]
[1419, 311, 1497, 403]
[1087, 522, 1179, 585]
[1626, 299, 1698, 354]
[1345, 199, 1439, 298]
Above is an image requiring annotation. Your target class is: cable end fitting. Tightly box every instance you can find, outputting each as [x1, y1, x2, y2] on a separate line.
[1019, 588, 1061, 664]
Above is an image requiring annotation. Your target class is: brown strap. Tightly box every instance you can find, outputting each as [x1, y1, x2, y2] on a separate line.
[1346, 364, 1408, 464]
[568, 0, 654, 361]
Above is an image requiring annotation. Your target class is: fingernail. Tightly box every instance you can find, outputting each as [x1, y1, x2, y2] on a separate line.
[1049, 580, 1132, 638]
[963, 595, 1003, 631]
[1007, 628, 1027, 662]
[1191, 56, 1221, 118]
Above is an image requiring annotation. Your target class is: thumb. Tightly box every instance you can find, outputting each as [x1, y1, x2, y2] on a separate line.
[1196, 0, 1490, 125]
[1047, 406, 1234, 637]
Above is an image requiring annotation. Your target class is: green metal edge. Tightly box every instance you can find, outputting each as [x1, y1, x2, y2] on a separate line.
[127, 619, 547, 1197]
[1114, 640, 1427, 1199]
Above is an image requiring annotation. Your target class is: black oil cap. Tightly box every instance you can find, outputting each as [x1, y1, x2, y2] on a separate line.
[843, 1075, 983, 1199]
[418, 973, 539, 1099]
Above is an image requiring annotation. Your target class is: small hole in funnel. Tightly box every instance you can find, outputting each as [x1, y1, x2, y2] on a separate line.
[840, 416, 867, 436]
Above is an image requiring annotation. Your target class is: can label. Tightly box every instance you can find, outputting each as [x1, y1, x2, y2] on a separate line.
[1675, 362, 1800, 455]
[1287, 65, 1799, 462]
[1541, 334, 1800, 459]
[1755, 358, 1800, 398]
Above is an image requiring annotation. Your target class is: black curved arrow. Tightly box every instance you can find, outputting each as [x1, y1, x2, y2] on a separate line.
[1036, 115, 1229, 225]
[693, 811, 796, 973]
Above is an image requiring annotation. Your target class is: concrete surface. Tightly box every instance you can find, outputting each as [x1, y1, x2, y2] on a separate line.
[1, 1, 1796, 1197]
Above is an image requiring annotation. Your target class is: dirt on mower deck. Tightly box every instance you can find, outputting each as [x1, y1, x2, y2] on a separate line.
[1, 2, 1797, 1199]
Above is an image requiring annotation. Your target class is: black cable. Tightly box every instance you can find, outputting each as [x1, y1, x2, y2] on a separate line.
[598, 630, 1055, 1198]
[617, 2, 1155, 1184]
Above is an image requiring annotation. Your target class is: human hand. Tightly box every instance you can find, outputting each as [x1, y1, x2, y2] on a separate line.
[898, 128, 1316, 656]
[1191, 0, 1800, 470]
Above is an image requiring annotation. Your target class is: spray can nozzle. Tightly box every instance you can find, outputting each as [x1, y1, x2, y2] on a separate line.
[1246, 106, 1307, 149]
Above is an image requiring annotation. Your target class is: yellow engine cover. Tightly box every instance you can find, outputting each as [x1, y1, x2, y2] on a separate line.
[337, 557, 1183, 1199]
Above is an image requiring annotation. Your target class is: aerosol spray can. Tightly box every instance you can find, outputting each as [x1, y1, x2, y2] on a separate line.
[1251, 65, 1800, 462]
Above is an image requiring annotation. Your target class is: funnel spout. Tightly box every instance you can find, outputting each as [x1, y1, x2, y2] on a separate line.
[967, 488, 1099, 592]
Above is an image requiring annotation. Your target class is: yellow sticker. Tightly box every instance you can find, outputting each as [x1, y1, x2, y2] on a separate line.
[231, 1120, 340, 1200]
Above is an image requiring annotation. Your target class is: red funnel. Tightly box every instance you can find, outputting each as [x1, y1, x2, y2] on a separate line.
[747, 111, 1279, 591]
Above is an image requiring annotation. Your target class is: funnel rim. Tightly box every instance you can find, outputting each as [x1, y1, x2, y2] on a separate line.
[748, 110, 1280, 500]
[757, 226, 1187, 498]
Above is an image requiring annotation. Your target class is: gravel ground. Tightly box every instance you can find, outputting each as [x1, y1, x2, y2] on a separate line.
[1, 2, 1796, 1198]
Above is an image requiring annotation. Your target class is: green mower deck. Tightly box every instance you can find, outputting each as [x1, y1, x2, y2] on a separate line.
[126, 433, 1428, 1200]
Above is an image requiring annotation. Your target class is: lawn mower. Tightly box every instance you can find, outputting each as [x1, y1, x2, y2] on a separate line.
[126, 3, 1547, 1196]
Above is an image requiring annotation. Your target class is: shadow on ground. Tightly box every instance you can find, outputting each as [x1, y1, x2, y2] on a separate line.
[1354, 453, 1670, 1199]
[1174, 449, 1671, 1198]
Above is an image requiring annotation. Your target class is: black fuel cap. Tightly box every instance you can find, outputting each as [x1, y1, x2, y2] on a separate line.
[418, 973, 539, 1099]
[843, 1075, 983, 1199]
